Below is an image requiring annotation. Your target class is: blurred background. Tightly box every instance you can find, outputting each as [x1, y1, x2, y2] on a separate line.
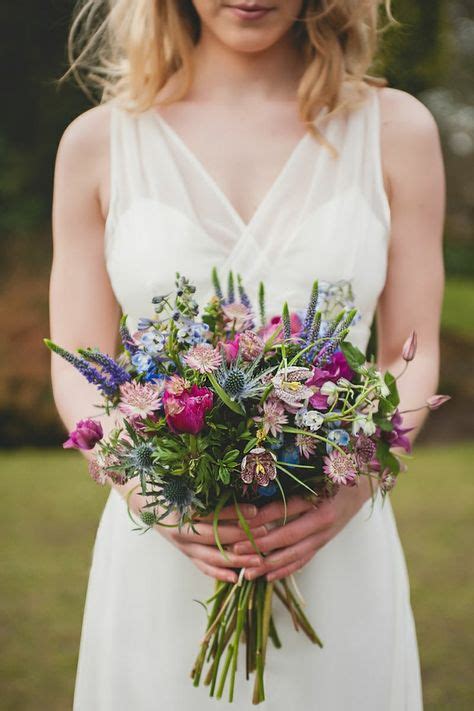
[0, 1, 472, 709]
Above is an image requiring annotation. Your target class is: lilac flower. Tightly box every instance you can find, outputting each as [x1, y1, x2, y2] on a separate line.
[63, 419, 103, 450]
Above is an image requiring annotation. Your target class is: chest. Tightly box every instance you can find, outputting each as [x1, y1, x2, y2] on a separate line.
[152, 101, 309, 226]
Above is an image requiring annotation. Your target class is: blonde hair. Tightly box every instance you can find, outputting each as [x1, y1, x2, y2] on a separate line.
[65, 0, 394, 141]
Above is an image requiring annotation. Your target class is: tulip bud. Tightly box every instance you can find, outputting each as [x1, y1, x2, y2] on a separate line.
[402, 331, 417, 362]
[426, 394, 451, 410]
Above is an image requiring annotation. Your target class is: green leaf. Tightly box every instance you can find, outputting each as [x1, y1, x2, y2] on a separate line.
[376, 440, 400, 475]
[384, 371, 400, 408]
[340, 341, 366, 370]
[213, 492, 232, 560]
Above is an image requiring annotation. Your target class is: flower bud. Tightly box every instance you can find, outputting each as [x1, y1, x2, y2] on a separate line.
[426, 394, 451, 410]
[402, 331, 417, 362]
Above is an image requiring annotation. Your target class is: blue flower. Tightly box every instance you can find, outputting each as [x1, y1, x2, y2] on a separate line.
[326, 428, 350, 453]
[131, 352, 154, 373]
[279, 446, 300, 466]
[258, 482, 278, 497]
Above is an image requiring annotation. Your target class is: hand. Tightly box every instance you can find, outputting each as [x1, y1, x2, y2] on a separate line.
[231, 478, 373, 582]
[157, 502, 267, 583]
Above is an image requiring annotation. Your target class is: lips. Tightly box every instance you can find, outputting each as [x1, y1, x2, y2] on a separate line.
[224, 3, 275, 20]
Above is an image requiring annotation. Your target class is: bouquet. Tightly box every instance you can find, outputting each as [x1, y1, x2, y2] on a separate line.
[45, 269, 448, 704]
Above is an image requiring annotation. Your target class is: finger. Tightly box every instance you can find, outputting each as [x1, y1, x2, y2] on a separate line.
[182, 542, 262, 570]
[232, 505, 335, 555]
[196, 503, 258, 523]
[244, 531, 328, 580]
[245, 496, 315, 528]
[192, 558, 238, 583]
[173, 522, 268, 546]
[266, 550, 315, 582]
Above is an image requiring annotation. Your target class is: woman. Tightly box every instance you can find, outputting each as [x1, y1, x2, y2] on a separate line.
[49, 1, 445, 709]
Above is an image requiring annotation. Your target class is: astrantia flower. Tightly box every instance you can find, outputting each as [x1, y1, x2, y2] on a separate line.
[271, 366, 314, 412]
[165, 375, 191, 395]
[63, 419, 103, 450]
[222, 302, 253, 332]
[239, 330, 265, 361]
[380, 470, 397, 494]
[253, 399, 288, 437]
[184, 343, 222, 373]
[355, 435, 376, 465]
[296, 433, 317, 459]
[240, 447, 277, 487]
[118, 381, 163, 420]
[163, 385, 213, 434]
[89, 452, 125, 486]
[323, 451, 358, 486]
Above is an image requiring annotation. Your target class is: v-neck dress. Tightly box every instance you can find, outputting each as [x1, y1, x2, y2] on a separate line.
[73, 85, 423, 710]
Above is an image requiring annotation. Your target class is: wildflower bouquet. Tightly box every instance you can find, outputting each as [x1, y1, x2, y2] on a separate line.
[45, 270, 448, 704]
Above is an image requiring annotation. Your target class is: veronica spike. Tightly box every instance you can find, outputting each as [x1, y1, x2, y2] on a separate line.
[119, 315, 139, 355]
[211, 266, 223, 301]
[282, 302, 291, 340]
[237, 273, 252, 310]
[227, 270, 235, 303]
[258, 281, 266, 327]
[302, 280, 319, 338]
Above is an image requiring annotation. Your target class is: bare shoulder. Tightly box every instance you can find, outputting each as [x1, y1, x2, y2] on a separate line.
[377, 87, 439, 136]
[54, 103, 112, 216]
[376, 87, 443, 196]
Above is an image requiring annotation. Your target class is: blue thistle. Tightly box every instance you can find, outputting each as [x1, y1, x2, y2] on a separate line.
[302, 280, 319, 339]
[43, 340, 118, 397]
[211, 266, 224, 302]
[78, 348, 131, 387]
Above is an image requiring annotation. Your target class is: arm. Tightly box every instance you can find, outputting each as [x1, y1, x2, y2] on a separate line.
[50, 105, 263, 582]
[234, 88, 446, 580]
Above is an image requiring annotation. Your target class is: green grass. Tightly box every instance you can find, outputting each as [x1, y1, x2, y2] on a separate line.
[442, 278, 474, 341]
[0, 446, 473, 710]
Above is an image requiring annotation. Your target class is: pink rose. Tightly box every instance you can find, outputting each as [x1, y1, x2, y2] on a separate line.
[63, 418, 103, 450]
[163, 385, 214, 435]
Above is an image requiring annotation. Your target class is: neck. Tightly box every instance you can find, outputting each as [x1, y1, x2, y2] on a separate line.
[186, 27, 305, 104]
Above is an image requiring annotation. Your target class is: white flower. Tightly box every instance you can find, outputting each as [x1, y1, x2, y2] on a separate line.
[320, 380, 339, 405]
[302, 410, 325, 432]
[374, 371, 390, 398]
[352, 415, 376, 436]
[336, 377, 352, 389]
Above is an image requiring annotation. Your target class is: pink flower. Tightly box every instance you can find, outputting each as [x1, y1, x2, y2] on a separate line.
[165, 375, 191, 395]
[426, 394, 451, 410]
[306, 351, 354, 410]
[323, 451, 358, 486]
[219, 334, 240, 364]
[184, 344, 222, 373]
[259, 313, 303, 343]
[222, 302, 253, 332]
[163, 385, 213, 434]
[402, 331, 417, 362]
[239, 331, 265, 361]
[253, 399, 288, 437]
[296, 433, 317, 459]
[63, 419, 103, 450]
[118, 381, 163, 421]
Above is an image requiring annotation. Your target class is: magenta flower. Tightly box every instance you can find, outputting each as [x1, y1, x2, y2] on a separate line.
[163, 385, 213, 434]
[306, 351, 353, 410]
[387, 409, 413, 453]
[260, 313, 303, 343]
[219, 334, 240, 364]
[426, 394, 451, 410]
[63, 418, 103, 451]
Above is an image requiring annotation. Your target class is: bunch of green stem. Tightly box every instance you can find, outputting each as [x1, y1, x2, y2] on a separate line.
[191, 576, 322, 705]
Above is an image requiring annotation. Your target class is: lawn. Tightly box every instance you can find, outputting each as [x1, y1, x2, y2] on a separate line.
[0, 445, 472, 710]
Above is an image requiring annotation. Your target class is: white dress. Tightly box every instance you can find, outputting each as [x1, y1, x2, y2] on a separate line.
[73, 85, 423, 710]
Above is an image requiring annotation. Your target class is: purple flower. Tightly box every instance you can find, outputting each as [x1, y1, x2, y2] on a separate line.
[306, 351, 353, 410]
[387, 409, 413, 453]
[402, 331, 417, 362]
[63, 419, 103, 451]
[426, 394, 451, 410]
[260, 313, 303, 343]
[163, 385, 213, 434]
